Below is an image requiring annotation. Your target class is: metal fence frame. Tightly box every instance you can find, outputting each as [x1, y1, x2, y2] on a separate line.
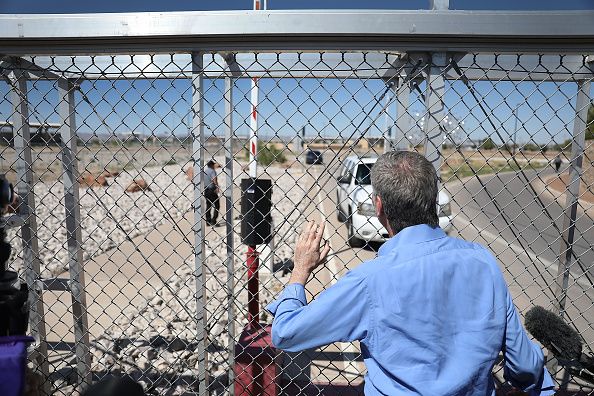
[1, 5, 594, 395]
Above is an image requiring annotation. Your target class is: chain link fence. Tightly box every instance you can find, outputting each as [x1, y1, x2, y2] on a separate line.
[0, 44, 593, 396]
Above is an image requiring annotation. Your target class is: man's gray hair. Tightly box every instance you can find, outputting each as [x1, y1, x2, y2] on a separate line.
[370, 151, 439, 233]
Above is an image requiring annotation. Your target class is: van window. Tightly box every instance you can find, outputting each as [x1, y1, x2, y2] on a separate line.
[355, 163, 373, 185]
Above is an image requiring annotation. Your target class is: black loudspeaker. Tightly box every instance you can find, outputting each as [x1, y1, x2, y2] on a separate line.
[241, 178, 272, 246]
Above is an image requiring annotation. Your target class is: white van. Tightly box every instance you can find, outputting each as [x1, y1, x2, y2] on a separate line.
[336, 155, 453, 247]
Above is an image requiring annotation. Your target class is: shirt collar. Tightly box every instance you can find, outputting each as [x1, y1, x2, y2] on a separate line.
[378, 224, 446, 257]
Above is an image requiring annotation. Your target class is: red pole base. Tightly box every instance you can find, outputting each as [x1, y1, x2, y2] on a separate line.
[234, 324, 282, 396]
[247, 245, 259, 330]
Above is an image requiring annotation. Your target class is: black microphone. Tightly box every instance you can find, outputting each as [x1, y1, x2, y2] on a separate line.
[525, 306, 582, 361]
[525, 306, 594, 383]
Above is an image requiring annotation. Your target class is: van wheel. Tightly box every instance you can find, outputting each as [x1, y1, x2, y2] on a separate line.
[347, 212, 364, 248]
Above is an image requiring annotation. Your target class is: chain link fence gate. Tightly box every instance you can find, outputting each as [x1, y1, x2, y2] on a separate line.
[0, 9, 593, 396]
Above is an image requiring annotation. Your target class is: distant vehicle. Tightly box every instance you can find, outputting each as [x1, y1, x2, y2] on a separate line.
[336, 155, 453, 247]
[305, 150, 323, 165]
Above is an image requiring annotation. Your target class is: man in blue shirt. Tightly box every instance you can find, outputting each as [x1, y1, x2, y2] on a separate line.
[267, 151, 555, 395]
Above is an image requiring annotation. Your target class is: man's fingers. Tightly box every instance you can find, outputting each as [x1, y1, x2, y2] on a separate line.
[315, 222, 326, 244]
[298, 220, 312, 244]
[306, 221, 318, 244]
[319, 241, 331, 262]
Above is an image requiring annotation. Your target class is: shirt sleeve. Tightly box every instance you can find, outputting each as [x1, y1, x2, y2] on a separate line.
[503, 291, 556, 395]
[266, 270, 373, 352]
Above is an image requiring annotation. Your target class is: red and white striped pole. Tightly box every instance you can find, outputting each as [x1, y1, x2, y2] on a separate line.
[234, 2, 280, 395]
[246, 0, 263, 331]
[249, 77, 258, 178]
[249, 0, 261, 179]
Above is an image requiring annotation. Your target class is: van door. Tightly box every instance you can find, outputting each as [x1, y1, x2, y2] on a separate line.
[345, 161, 358, 213]
[337, 159, 352, 214]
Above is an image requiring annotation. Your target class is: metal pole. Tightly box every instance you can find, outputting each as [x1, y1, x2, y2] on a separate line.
[425, 0, 449, 172]
[395, 76, 411, 150]
[191, 51, 209, 394]
[249, 0, 261, 178]
[245, 0, 263, 334]
[57, 78, 91, 389]
[512, 106, 518, 156]
[547, 79, 591, 380]
[223, 75, 236, 395]
[246, 246, 259, 330]
[553, 79, 591, 317]
[9, 68, 51, 395]
[422, 52, 447, 178]
[249, 79, 259, 178]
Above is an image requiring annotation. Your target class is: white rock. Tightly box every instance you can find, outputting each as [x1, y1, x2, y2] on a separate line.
[137, 357, 151, 371]
[155, 358, 169, 371]
[150, 295, 164, 306]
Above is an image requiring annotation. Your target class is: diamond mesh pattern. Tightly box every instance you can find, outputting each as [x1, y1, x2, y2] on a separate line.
[0, 51, 592, 395]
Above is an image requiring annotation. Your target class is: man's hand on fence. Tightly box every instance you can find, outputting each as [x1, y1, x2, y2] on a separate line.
[290, 220, 331, 285]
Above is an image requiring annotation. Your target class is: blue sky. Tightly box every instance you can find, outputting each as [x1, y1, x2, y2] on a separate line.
[0, 1, 591, 146]
[0, 73, 583, 146]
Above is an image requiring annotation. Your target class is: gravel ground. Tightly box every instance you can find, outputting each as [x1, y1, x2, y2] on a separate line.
[38, 161, 308, 396]
[7, 164, 193, 277]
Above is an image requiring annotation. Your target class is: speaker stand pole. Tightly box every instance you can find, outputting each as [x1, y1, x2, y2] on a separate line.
[235, 243, 282, 395]
[247, 245, 260, 330]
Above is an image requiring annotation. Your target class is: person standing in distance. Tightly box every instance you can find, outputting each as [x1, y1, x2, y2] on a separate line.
[203, 160, 220, 226]
[267, 150, 555, 395]
[554, 154, 562, 173]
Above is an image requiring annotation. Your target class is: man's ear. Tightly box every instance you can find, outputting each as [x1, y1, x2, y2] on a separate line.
[374, 194, 384, 219]
[374, 194, 395, 236]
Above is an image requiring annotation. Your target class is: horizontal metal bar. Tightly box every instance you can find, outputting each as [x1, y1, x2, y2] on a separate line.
[36, 278, 70, 292]
[17, 53, 594, 82]
[0, 56, 61, 80]
[1, 11, 594, 54]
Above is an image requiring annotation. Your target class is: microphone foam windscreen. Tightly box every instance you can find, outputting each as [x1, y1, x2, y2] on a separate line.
[525, 306, 582, 360]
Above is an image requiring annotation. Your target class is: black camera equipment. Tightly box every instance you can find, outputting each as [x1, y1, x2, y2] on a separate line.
[0, 174, 29, 336]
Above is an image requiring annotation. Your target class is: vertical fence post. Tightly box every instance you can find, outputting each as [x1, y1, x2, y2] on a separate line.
[9, 68, 52, 394]
[395, 75, 411, 150]
[553, 79, 591, 315]
[191, 51, 209, 394]
[423, 53, 447, 176]
[223, 74, 236, 395]
[9, 68, 51, 395]
[57, 78, 92, 389]
[425, 0, 448, 169]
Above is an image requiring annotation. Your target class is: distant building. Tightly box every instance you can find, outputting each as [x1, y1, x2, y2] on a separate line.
[458, 139, 480, 151]
[120, 131, 148, 143]
[0, 121, 61, 146]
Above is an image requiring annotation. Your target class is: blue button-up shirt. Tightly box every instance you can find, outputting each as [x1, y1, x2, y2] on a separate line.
[267, 224, 555, 395]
